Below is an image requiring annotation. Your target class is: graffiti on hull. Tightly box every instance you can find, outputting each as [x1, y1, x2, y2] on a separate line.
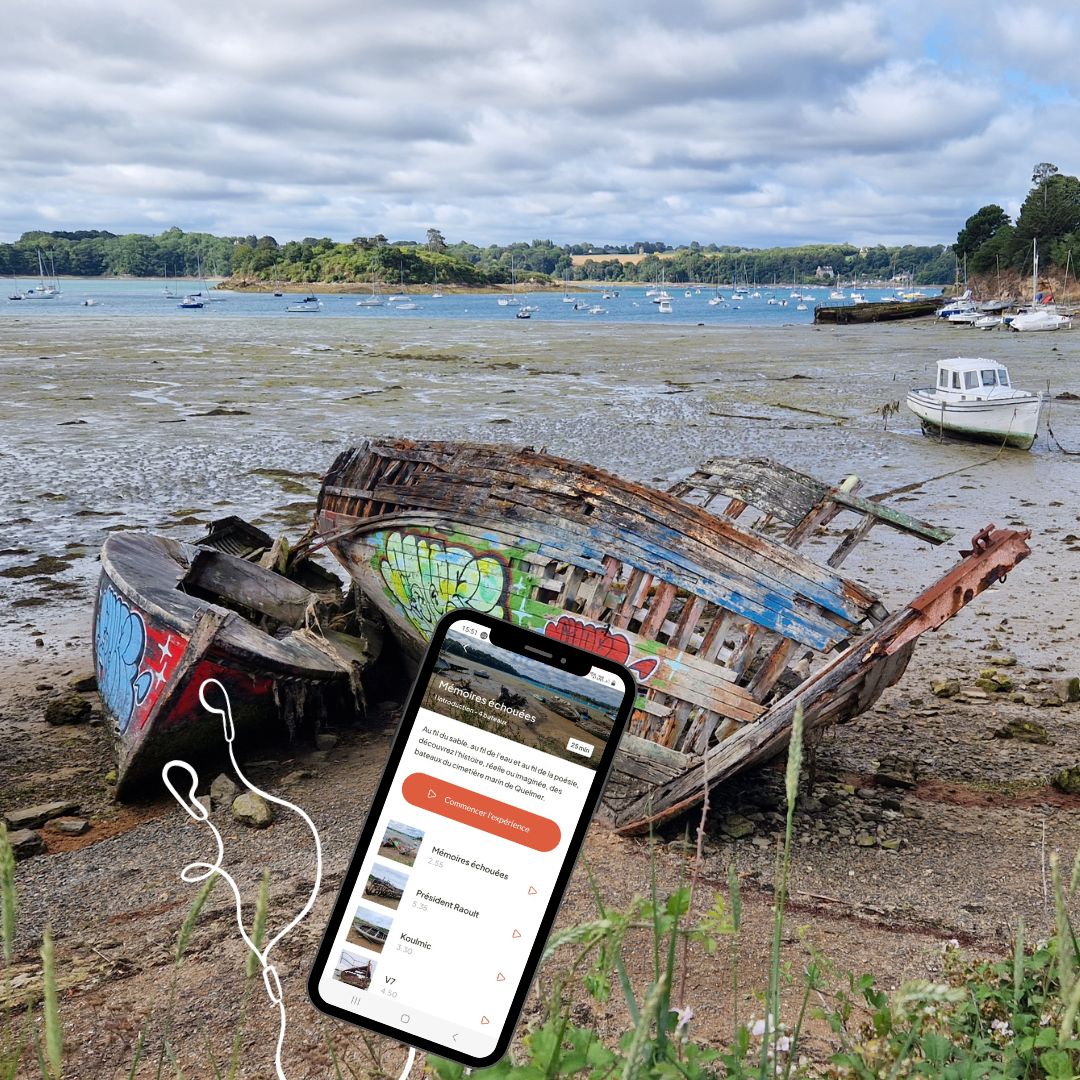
[378, 530, 510, 637]
[544, 615, 659, 682]
[95, 582, 184, 736]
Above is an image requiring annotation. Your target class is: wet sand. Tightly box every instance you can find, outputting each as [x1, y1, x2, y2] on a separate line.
[2, 313, 1080, 1076]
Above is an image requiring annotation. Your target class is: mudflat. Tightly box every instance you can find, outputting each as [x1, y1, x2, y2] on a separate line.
[2, 314, 1079, 1076]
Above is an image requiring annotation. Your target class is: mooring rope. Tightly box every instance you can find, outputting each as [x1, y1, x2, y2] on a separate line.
[1044, 382, 1080, 455]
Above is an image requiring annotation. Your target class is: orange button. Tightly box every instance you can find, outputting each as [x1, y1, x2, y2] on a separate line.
[402, 772, 561, 852]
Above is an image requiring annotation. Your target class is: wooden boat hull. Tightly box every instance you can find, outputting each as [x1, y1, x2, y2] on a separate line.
[95, 532, 368, 796]
[316, 440, 1030, 832]
[814, 296, 941, 323]
[906, 390, 1041, 450]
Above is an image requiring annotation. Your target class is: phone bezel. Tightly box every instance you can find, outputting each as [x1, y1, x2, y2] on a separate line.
[306, 608, 638, 1068]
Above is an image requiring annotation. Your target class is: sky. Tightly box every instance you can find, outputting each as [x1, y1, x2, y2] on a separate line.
[3, 0, 1079, 250]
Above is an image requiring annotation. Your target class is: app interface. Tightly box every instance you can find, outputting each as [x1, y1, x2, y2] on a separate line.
[316, 620, 626, 1057]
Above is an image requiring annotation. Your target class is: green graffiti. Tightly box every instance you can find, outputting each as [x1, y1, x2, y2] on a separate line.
[378, 530, 509, 636]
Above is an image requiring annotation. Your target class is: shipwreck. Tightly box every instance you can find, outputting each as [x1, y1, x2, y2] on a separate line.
[314, 438, 1030, 834]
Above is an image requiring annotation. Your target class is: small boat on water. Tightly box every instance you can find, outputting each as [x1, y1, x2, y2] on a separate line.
[25, 250, 60, 299]
[178, 294, 204, 309]
[316, 439, 1029, 833]
[906, 357, 1043, 450]
[287, 295, 322, 313]
[95, 530, 377, 795]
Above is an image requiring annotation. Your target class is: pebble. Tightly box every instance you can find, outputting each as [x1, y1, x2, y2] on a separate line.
[69, 671, 98, 693]
[720, 813, 755, 839]
[232, 792, 274, 829]
[210, 772, 239, 809]
[315, 733, 339, 752]
[281, 768, 315, 786]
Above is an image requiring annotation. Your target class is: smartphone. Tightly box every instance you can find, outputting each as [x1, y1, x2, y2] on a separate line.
[307, 609, 636, 1067]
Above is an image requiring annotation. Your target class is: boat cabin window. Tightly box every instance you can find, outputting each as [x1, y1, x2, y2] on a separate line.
[951, 371, 961, 389]
[964, 371, 979, 390]
[938, 369, 949, 389]
[999, 369, 1010, 387]
[980, 369, 998, 386]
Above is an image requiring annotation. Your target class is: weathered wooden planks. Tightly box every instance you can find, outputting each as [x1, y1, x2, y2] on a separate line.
[316, 439, 1025, 834]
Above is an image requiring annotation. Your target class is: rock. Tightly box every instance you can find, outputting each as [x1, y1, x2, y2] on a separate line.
[990, 656, 1018, 668]
[232, 792, 274, 829]
[315, 733, 339, 752]
[49, 817, 90, 836]
[875, 755, 917, 789]
[104, 768, 118, 786]
[6, 829, 45, 860]
[720, 814, 755, 840]
[3, 800, 79, 830]
[1049, 677, 1080, 704]
[930, 678, 961, 699]
[44, 693, 92, 725]
[210, 773, 239, 809]
[1052, 766, 1080, 796]
[855, 832, 878, 847]
[196, 796, 212, 818]
[979, 669, 1014, 692]
[69, 671, 98, 692]
[281, 769, 314, 786]
[881, 838, 902, 851]
[992, 718, 1049, 744]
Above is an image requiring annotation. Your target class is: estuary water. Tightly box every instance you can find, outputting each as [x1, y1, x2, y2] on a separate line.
[4, 276, 931, 327]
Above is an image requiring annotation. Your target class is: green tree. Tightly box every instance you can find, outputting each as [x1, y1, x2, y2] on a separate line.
[1010, 168, 1080, 266]
[954, 205, 1010, 261]
[425, 228, 447, 252]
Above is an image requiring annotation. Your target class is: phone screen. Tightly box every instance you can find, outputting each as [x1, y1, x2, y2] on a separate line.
[308, 612, 635, 1066]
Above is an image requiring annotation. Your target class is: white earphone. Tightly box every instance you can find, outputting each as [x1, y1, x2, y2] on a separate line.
[161, 678, 417, 1079]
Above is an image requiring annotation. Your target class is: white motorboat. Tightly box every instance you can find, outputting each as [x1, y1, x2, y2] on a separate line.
[657, 297, 673, 313]
[906, 357, 1042, 450]
[286, 295, 322, 313]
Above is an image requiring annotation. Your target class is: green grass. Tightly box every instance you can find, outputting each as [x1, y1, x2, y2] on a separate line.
[2, 717, 1079, 1078]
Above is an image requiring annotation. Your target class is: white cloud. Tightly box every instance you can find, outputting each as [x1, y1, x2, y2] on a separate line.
[1, 0, 1077, 247]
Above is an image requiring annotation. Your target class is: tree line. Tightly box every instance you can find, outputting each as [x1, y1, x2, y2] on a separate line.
[0, 225, 955, 287]
[954, 162, 1080, 282]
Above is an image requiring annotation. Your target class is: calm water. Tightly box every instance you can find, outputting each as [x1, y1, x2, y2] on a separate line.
[3, 276, 937, 327]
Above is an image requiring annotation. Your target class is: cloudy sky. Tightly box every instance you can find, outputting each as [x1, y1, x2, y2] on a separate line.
[4, 1, 1078, 249]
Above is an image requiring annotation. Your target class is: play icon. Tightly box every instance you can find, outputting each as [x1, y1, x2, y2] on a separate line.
[481, 1016, 490, 1025]
[496, 972, 505, 982]
[527, 886, 537, 895]
[511, 929, 521, 939]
